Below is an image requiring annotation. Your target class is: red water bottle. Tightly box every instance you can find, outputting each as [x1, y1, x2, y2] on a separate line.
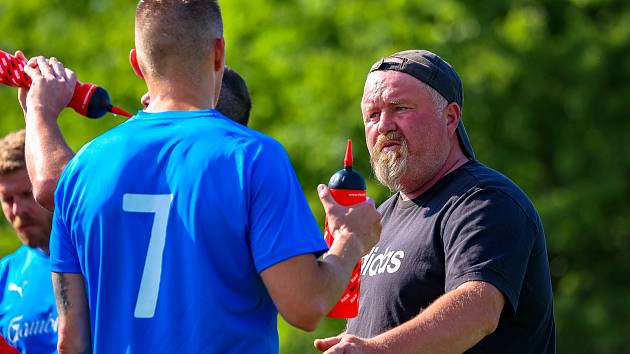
[324, 139, 366, 318]
[0, 50, 131, 118]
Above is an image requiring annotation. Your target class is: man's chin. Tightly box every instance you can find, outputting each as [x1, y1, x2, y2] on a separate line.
[17, 225, 37, 236]
[373, 164, 405, 192]
[376, 176, 403, 192]
[16, 229, 47, 248]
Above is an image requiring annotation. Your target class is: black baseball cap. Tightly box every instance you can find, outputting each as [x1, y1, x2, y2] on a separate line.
[368, 50, 475, 159]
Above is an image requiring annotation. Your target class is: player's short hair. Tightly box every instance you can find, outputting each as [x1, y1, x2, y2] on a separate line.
[217, 66, 252, 126]
[0, 129, 26, 175]
[135, 0, 223, 79]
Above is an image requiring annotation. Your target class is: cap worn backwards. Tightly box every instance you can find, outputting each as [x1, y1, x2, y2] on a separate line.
[369, 50, 475, 159]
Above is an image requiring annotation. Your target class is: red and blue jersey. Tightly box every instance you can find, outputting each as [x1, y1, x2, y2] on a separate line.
[0, 246, 58, 354]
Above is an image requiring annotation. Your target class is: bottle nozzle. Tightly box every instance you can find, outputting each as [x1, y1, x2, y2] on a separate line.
[344, 139, 353, 168]
[108, 105, 133, 118]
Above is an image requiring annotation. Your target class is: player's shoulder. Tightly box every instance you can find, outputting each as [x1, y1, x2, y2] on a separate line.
[209, 116, 289, 161]
[0, 245, 28, 262]
[455, 161, 541, 224]
[242, 129, 288, 157]
[0, 246, 28, 272]
[182, 112, 290, 164]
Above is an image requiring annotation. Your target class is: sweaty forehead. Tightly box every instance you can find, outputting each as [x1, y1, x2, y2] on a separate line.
[361, 71, 424, 107]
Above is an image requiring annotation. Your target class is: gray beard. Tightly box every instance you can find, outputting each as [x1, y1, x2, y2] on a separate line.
[370, 133, 408, 192]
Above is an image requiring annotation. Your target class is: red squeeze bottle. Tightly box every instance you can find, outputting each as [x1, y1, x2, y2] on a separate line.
[324, 139, 367, 318]
[0, 50, 132, 118]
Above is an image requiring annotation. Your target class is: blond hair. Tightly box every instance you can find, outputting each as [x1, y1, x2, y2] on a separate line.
[0, 129, 26, 175]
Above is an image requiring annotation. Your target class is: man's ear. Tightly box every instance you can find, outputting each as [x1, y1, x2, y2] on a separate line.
[129, 48, 145, 80]
[214, 37, 225, 72]
[445, 102, 462, 136]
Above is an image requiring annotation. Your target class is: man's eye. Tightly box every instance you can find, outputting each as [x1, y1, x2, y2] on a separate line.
[368, 111, 380, 120]
[395, 106, 410, 112]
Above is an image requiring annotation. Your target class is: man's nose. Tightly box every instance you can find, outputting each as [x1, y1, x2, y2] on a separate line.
[12, 197, 30, 218]
[377, 111, 396, 134]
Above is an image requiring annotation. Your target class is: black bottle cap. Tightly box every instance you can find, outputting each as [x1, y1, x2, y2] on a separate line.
[85, 86, 112, 119]
[328, 167, 366, 190]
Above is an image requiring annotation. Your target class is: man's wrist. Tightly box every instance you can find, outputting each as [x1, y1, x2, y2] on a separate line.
[326, 230, 365, 269]
[26, 104, 62, 123]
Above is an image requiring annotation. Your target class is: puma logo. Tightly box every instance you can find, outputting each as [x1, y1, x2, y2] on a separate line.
[8, 282, 26, 297]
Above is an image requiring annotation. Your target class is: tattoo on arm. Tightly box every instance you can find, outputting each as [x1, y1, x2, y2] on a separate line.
[54, 272, 72, 313]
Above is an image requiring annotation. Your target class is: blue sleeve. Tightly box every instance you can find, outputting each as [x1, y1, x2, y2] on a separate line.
[247, 139, 328, 273]
[442, 189, 537, 317]
[0, 255, 9, 300]
[49, 174, 82, 274]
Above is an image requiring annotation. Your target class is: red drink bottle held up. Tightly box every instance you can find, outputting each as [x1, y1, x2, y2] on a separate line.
[0, 50, 131, 118]
[324, 139, 366, 318]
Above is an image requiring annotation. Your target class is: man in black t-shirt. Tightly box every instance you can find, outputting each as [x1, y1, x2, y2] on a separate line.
[315, 50, 555, 354]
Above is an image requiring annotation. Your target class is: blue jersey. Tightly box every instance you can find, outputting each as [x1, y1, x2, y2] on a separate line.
[0, 246, 58, 354]
[50, 109, 327, 354]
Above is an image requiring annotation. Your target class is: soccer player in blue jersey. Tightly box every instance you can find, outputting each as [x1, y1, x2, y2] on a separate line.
[0, 129, 58, 354]
[19, 1, 382, 353]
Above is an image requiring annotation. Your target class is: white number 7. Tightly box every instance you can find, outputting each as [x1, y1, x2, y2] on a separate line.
[123, 193, 173, 319]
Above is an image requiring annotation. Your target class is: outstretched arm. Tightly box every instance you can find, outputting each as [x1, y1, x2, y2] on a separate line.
[52, 272, 91, 354]
[315, 281, 504, 353]
[17, 52, 75, 211]
[261, 185, 381, 332]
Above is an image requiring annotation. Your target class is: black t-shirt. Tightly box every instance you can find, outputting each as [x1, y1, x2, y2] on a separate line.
[346, 160, 556, 354]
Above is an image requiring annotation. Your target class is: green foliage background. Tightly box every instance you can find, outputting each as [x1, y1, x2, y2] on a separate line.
[1, 0, 629, 353]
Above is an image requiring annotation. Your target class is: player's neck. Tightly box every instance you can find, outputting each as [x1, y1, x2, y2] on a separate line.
[145, 97, 214, 112]
[144, 80, 217, 112]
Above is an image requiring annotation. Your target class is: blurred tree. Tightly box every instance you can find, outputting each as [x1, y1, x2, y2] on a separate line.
[1, 0, 629, 353]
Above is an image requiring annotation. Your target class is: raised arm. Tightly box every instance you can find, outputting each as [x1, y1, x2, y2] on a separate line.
[17, 52, 76, 211]
[261, 185, 381, 332]
[52, 272, 91, 354]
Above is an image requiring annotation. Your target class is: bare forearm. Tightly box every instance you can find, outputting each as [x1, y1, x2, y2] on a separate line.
[370, 282, 504, 354]
[53, 273, 91, 353]
[263, 187, 381, 331]
[58, 317, 92, 354]
[25, 108, 74, 210]
[313, 230, 365, 308]
[261, 231, 366, 331]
